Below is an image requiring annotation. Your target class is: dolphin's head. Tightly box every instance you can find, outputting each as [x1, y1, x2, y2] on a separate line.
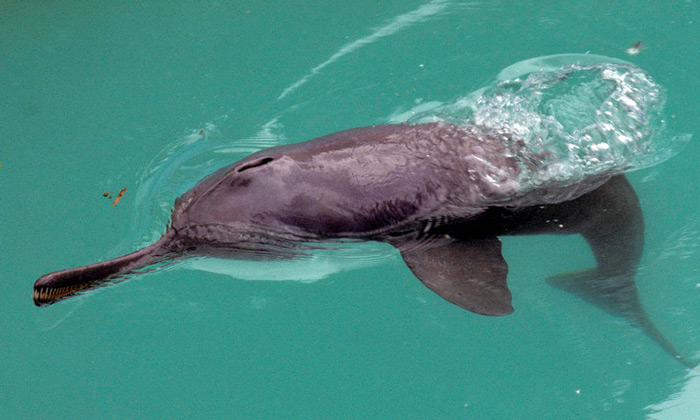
[169, 152, 305, 249]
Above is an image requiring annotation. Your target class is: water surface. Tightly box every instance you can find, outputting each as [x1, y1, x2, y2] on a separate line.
[1, 1, 699, 418]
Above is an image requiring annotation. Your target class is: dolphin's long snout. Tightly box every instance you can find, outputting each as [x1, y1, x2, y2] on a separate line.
[33, 230, 178, 306]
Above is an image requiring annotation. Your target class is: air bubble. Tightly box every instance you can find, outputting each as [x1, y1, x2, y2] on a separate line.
[408, 55, 691, 204]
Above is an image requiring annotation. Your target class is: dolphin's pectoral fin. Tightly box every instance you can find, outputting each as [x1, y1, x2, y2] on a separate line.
[398, 236, 513, 316]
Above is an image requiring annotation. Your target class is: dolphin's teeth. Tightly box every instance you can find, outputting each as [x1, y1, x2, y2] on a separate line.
[33, 284, 86, 304]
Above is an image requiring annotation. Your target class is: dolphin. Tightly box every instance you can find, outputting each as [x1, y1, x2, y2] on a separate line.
[32, 121, 693, 367]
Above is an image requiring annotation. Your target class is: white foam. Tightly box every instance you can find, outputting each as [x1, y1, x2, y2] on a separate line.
[406, 54, 691, 198]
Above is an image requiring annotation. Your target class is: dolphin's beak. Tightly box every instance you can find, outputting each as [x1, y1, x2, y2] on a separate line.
[33, 231, 177, 306]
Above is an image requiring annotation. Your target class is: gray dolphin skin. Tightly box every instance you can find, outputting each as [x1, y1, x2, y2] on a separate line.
[33, 122, 693, 367]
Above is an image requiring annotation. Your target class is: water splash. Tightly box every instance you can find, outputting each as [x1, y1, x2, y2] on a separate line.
[407, 54, 691, 196]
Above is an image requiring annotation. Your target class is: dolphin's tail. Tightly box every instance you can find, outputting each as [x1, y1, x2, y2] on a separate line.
[547, 268, 696, 369]
[33, 230, 179, 307]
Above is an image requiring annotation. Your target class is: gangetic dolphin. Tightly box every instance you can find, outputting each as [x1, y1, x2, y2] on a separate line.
[33, 60, 694, 367]
[34, 121, 615, 308]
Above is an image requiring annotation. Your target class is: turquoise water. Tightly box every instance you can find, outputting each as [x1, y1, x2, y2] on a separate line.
[2, 1, 699, 418]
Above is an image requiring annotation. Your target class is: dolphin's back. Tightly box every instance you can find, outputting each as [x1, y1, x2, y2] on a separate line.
[172, 122, 531, 238]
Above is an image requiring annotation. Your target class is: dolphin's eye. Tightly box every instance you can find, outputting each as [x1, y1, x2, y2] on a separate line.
[237, 157, 275, 173]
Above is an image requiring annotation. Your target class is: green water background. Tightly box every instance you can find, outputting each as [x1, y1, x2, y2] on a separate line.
[1, 1, 699, 418]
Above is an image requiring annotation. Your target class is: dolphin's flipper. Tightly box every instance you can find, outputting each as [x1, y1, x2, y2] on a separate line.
[399, 236, 513, 316]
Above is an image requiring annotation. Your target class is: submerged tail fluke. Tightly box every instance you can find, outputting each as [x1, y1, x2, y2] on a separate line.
[547, 269, 696, 369]
[33, 231, 178, 307]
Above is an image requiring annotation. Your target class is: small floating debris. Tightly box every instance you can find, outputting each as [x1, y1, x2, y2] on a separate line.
[626, 41, 645, 55]
[112, 187, 127, 207]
